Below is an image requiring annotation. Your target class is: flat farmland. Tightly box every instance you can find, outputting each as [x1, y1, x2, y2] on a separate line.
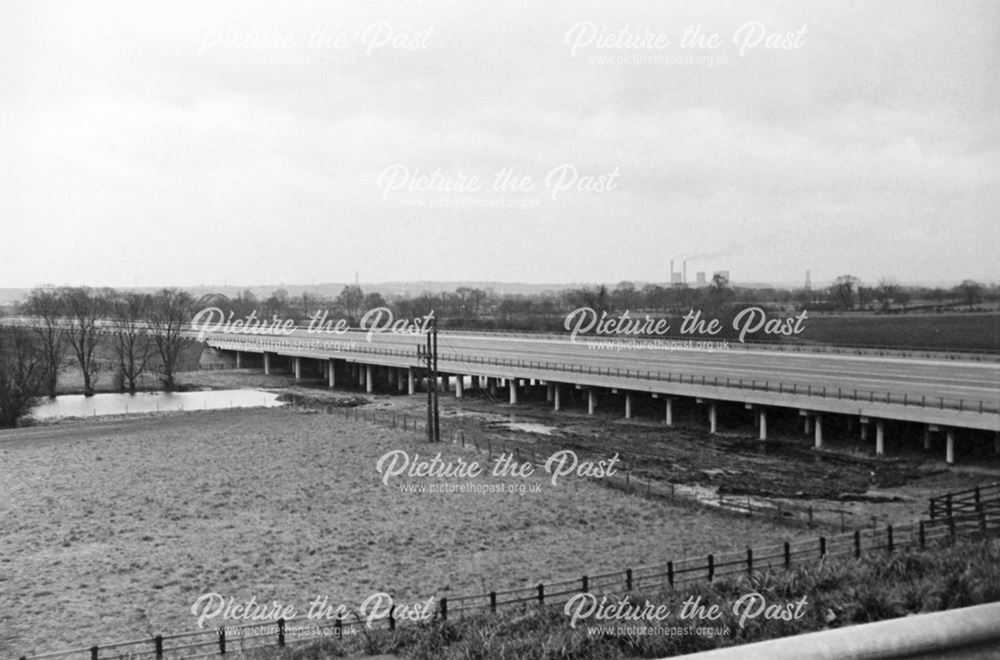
[0, 408, 808, 657]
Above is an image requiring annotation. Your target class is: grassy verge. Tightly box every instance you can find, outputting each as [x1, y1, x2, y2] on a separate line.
[252, 535, 1000, 659]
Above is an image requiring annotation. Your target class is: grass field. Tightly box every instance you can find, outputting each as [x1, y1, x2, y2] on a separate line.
[792, 312, 1000, 352]
[0, 407, 814, 657]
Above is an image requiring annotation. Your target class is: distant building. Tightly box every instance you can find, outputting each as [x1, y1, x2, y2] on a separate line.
[696, 272, 707, 285]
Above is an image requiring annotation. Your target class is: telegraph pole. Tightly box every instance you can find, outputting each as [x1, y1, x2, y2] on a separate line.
[418, 316, 440, 443]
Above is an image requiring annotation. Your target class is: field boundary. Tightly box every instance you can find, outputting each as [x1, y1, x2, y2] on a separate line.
[14, 415, 1000, 660]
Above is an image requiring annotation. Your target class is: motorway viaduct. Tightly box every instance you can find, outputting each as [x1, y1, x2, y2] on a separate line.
[203, 330, 1000, 465]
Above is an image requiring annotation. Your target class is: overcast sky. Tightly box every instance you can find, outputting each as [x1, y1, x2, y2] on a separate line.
[2, 0, 998, 289]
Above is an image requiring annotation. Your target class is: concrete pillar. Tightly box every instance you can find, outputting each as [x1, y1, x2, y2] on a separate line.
[861, 423, 868, 442]
[509, 379, 517, 405]
[293, 357, 301, 380]
[365, 365, 373, 393]
[814, 415, 823, 449]
[553, 384, 561, 411]
[546, 383, 554, 403]
[235, 351, 242, 368]
[357, 364, 365, 387]
[328, 359, 336, 388]
[488, 378, 497, 397]
[442, 375, 450, 391]
[665, 398, 673, 426]
[709, 402, 717, 434]
[876, 421, 885, 456]
[263, 352, 271, 375]
[804, 415, 812, 434]
[923, 426, 931, 450]
[758, 408, 767, 441]
[625, 392, 633, 419]
[395, 369, 404, 392]
[407, 368, 415, 395]
[455, 375, 464, 398]
[946, 430, 955, 465]
[588, 389, 596, 415]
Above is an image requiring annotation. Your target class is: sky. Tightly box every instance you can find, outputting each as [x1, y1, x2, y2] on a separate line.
[2, 0, 998, 289]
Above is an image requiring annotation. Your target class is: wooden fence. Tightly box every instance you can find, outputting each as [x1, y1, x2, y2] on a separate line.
[14, 407, 1000, 660]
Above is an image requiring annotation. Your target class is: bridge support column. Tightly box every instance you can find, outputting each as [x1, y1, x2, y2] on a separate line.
[442, 375, 450, 392]
[488, 378, 497, 397]
[923, 426, 931, 450]
[235, 351, 242, 368]
[328, 359, 336, 388]
[588, 389, 596, 415]
[804, 415, 812, 434]
[509, 380, 517, 405]
[407, 368, 415, 395]
[860, 422, 868, 442]
[455, 375, 463, 398]
[625, 393, 633, 419]
[293, 357, 301, 380]
[758, 409, 767, 441]
[709, 402, 717, 434]
[814, 415, 823, 449]
[876, 421, 885, 456]
[263, 352, 271, 375]
[665, 398, 673, 427]
[365, 365, 373, 393]
[553, 384, 561, 411]
[946, 430, 955, 465]
[546, 383, 554, 403]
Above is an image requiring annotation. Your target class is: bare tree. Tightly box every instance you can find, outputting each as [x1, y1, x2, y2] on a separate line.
[831, 275, 860, 310]
[111, 291, 154, 393]
[148, 288, 193, 391]
[336, 285, 364, 320]
[956, 280, 983, 310]
[21, 288, 66, 398]
[60, 286, 110, 397]
[876, 278, 900, 311]
[0, 325, 46, 428]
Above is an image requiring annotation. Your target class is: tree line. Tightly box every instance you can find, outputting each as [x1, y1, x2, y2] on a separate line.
[0, 287, 192, 428]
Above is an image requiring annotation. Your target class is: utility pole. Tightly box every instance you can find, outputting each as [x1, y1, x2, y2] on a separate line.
[418, 316, 440, 443]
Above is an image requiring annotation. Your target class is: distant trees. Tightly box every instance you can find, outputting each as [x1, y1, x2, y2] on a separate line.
[21, 288, 66, 398]
[336, 285, 364, 320]
[0, 325, 45, 428]
[956, 280, 984, 310]
[831, 275, 861, 310]
[148, 288, 193, 392]
[61, 286, 110, 397]
[110, 291, 153, 393]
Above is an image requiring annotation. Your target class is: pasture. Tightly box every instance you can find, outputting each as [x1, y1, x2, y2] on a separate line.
[0, 407, 807, 656]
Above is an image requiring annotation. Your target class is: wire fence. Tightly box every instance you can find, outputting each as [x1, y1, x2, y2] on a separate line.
[15, 404, 1000, 660]
[16, 494, 999, 660]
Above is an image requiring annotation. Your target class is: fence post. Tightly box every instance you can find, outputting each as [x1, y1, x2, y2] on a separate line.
[439, 598, 448, 621]
[747, 548, 753, 576]
[582, 575, 589, 592]
[887, 525, 894, 553]
[91, 647, 99, 660]
[949, 516, 956, 542]
[707, 554, 715, 582]
[919, 521, 926, 549]
[667, 561, 674, 588]
[490, 591, 497, 613]
[537, 583, 545, 605]
[626, 568, 633, 592]
[278, 618, 285, 647]
[218, 628, 226, 655]
[854, 530, 861, 558]
[784, 541, 791, 569]
[820, 536, 826, 557]
[154, 635, 163, 660]
[947, 494, 953, 518]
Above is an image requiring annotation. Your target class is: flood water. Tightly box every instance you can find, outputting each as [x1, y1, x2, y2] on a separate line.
[32, 389, 284, 420]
